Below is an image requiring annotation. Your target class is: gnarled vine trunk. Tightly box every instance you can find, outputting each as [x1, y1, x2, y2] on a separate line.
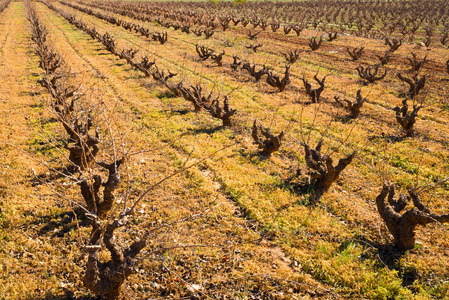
[376, 184, 449, 250]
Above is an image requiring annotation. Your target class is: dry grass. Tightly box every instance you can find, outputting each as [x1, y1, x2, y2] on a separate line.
[0, 0, 448, 299]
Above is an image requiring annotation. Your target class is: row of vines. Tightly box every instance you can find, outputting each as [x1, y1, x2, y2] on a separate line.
[19, 0, 449, 298]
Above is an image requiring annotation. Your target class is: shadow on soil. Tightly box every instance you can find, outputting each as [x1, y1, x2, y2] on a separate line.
[334, 114, 357, 124]
[29, 207, 89, 238]
[347, 236, 418, 288]
[31, 294, 97, 300]
[184, 126, 224, 135]
[156, 90, 177, 100]
[31, 166, 78, 186]
[161, 108, 190, 116]
[368, 133, 407, 143]
[241, 150, 272, 162]
[238, 149, 317, 206]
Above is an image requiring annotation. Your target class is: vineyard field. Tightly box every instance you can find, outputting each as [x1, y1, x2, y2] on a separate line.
[0, 0, 448, 299]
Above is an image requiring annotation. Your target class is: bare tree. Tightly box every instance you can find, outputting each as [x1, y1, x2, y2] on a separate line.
[441, 32, 448, 47]
[393, 98, 424, 137]
[151, 31, 168, 44]
[282, 49, 300, 65]
[308, 36, 323, 51]
[181, 24, 190, 34]
[79, 157, 125, 219]
[60, 110, 100, 170]
[203, 96, 237, 126]
[251, 119, 284, 155]
[271, 22, 280, 32]
[300, 139, 354, 203]
[246, 43, 263, 53]
[302, 72, 327, 103]
[231, 55, 241, 71]
[376, 51, 392, 66]
[169, 82, 212, 112]
[356, 65, 387, 83]
[347, 46, 364, 61]
[376, 183, 449, 250]
[327, 32, 338, 42]
[220, 16, 231, 31]
[204, 29, 214, 39]
[396, 73, 427, 98]
[406, 52, 428, 73]
[283, 24, 292, 35]
[151, 65, 177, 83]
[334, 88, 366, 119]
[242, 62, 270, 82]
[423, 36, 431, 48]
[119, 47, 139, 61]
[83, 210, 148, 299]
[134, 55, 156, 77]
[292, 24, 305, 36]
[192, 28, 203, 37]
[210, 50, 225, 67]
[259, 20, 269, 31]
[385, 37, 402, 52]
[247, 30, 261, 40]
[266, 65, 291, 92]
[196, 44, 213, 60]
